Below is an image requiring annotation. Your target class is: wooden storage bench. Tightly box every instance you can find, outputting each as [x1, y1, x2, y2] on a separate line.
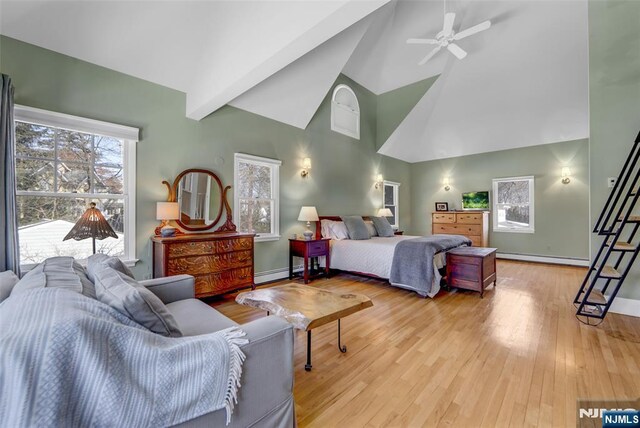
[446, 247, 497, 298]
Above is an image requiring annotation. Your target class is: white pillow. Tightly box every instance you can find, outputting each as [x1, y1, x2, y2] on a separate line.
[320, 219, 334, 239]
[0, 271, 20, 303]
[365, 221, 378, 237]
[329, 222, 350, 240]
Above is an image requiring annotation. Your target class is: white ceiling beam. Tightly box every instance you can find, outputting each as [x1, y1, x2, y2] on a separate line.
[185, 0, 390, 121]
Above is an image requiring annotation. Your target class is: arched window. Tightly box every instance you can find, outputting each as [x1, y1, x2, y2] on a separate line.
[331, 84, 360, 140]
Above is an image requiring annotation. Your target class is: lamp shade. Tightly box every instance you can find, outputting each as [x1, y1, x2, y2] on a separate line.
[63, 202, 118, 242]
[156, 202, 179, 220]
[378, 208, 393, 217]
[298, 206, 319, 222]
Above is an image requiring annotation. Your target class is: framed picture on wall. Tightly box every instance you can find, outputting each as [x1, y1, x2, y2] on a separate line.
[435, 202, 449, 212]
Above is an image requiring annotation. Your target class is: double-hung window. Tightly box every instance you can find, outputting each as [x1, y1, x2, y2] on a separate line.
[383, 181, 401, 228]
[492, 176, 535, 233]
[14, 106, 138, 267]
[233, 153, 281, 242]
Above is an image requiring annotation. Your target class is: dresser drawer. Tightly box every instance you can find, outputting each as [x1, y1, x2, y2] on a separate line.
[168, 241, 215, 258]
[194, 267, 253, 296]
[432, 213, 455, 223]
[167, 250, 253, 275]
[216, 237, 253, 253]
[433, 224, 482, 235]
[456, 213, 484, 224]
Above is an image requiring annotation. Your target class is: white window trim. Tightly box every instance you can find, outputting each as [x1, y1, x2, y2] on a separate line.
[331, 84, 360, 140]
[233, 153, 281, 242]
[492, 175, 535, 234]
[14, 105, 139, 266]
[383, 180, 401, 229]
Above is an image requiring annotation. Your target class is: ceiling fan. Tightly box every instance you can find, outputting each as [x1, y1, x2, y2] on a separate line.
[407, 2, 491, 65]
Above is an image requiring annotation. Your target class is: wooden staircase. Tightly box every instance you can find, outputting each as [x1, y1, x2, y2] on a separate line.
[574, 130, 640, 324]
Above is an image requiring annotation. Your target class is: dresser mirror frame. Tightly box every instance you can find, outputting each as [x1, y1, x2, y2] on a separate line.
[162, 168, 236, 233]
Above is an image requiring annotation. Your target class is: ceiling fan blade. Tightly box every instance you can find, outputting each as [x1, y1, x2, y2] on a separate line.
[453, 20, 491, 40]
[406, 38, 439, 45]
[443, 12, 456, 34]
[447, 43, 467, 59]
[418, 46, 441, 65]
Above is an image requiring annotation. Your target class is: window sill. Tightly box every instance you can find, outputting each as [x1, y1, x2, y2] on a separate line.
[20, 257, 139, 273]
[493, 228, 535, 234]
[254, 234, 281, 243]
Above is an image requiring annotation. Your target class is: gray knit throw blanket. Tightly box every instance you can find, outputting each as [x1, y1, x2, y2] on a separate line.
[0, 288, 248, 427]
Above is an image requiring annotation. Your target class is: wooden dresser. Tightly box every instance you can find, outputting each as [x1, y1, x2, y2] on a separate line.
[151, 232, 255, 298]
[432, 211, 490, 247]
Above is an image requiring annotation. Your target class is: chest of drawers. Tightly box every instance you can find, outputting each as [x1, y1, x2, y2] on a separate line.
[432, 211, 490, 247]
[151, 232, 255, 298]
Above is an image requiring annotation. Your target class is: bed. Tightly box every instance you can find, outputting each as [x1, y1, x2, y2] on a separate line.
[316, 216, 471, 297]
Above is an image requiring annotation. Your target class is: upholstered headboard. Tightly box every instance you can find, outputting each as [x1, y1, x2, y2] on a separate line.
[316, 215, 372, 238]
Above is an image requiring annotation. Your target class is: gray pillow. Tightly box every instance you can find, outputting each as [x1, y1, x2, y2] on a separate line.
[0, 271, 20, 303]
[341, 216, 370, 240]
[371, 216, 395, 237]
[87, 253, 134, 283]
[93, 265, 182, 337]
[11, 257, 96, 298]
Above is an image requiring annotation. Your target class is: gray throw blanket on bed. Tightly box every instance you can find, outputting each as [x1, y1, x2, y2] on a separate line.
[0, 288, 248, 427]
[390, 234, 471, 296]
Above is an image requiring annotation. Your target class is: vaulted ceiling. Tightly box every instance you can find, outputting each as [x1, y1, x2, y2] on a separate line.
[0, 0, 589, 163]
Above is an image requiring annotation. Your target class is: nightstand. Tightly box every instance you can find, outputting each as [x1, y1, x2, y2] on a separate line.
[394, 230, 404, 235]
[289, 238, 331, 284]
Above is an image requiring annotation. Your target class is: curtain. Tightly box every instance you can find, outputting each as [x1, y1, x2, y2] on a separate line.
[0, 74, 20, 276]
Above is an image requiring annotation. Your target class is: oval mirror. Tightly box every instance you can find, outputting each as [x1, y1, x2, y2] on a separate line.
[170, 169, 224, 231]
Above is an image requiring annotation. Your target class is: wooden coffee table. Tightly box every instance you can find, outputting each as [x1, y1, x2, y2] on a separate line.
[236, 284, 373, 371]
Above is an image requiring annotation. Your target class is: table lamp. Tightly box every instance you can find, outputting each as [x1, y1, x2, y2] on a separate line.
[63, 202, 118, 254]
[156, 202, 180, 237]
[378, 208, 393, 217]
[298, 206, 319, 240]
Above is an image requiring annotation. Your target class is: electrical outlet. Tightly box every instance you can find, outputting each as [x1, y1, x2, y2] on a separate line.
[608, 177, 617, 188]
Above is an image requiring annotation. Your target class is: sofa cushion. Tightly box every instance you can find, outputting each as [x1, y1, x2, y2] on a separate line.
[11, 257, 96, 298]
[0, 271, 20, 303]
[87, 253, 134, 283]
[165, 299, 238, 336]
[93, 265, 182, 337]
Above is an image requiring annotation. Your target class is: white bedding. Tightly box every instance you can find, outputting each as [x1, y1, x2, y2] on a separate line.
[327, 236, 445, 297]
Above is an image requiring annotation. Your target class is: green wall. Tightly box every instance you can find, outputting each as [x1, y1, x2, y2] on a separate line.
[409, 139, 590, 259]
[589, 0, 640, 300]
[0, 35, 411, 280]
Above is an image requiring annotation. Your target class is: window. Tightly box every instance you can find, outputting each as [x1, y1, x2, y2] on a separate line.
[492, 176, 534, 233]
[233, 153, 281, 242]
[331, 84, 360, 140]
[383, 181, 400, 228]
[14, 106, 138, 267]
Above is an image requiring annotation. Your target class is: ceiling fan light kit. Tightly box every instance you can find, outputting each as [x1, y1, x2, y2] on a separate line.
[407, 5, 491, 65]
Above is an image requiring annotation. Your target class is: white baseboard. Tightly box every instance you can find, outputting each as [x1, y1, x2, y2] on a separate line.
[608, 296, 640, 318]
[254, 265, 303, 284]
[497, 252, 589, 267]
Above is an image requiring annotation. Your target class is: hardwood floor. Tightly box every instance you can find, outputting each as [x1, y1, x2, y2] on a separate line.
[209, 260, 640, 427]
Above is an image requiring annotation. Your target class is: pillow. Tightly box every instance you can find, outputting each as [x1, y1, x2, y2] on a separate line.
[87, 253, 134, 283]
[341, 216, 370, 240]
[93, 265, 182, 337]
[364, 221, 378, 237]
[371, 216, 395, 237]
[320, 219, 334, 239]
[0, 271, 20, 303]
[11, 257, 96, 298]
[329, 222, 350, 240]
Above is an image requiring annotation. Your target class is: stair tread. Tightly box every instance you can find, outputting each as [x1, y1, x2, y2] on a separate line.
[586, 289, 607, 305]
[596, 265, 622, 279]
[616, 215, 640, 222]
[605, 240, 636, 251]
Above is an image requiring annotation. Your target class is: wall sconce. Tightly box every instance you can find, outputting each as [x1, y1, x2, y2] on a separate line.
[562, 167, 571, 184]
[375, 174, 384, 189]
[443, 177, 451, 191]
[301, 157, 311, 177]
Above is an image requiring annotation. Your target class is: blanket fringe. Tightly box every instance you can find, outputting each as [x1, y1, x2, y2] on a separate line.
[221, 327, 249, 425]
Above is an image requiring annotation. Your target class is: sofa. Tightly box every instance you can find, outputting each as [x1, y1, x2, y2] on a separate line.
[0, 257, 296, 427]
